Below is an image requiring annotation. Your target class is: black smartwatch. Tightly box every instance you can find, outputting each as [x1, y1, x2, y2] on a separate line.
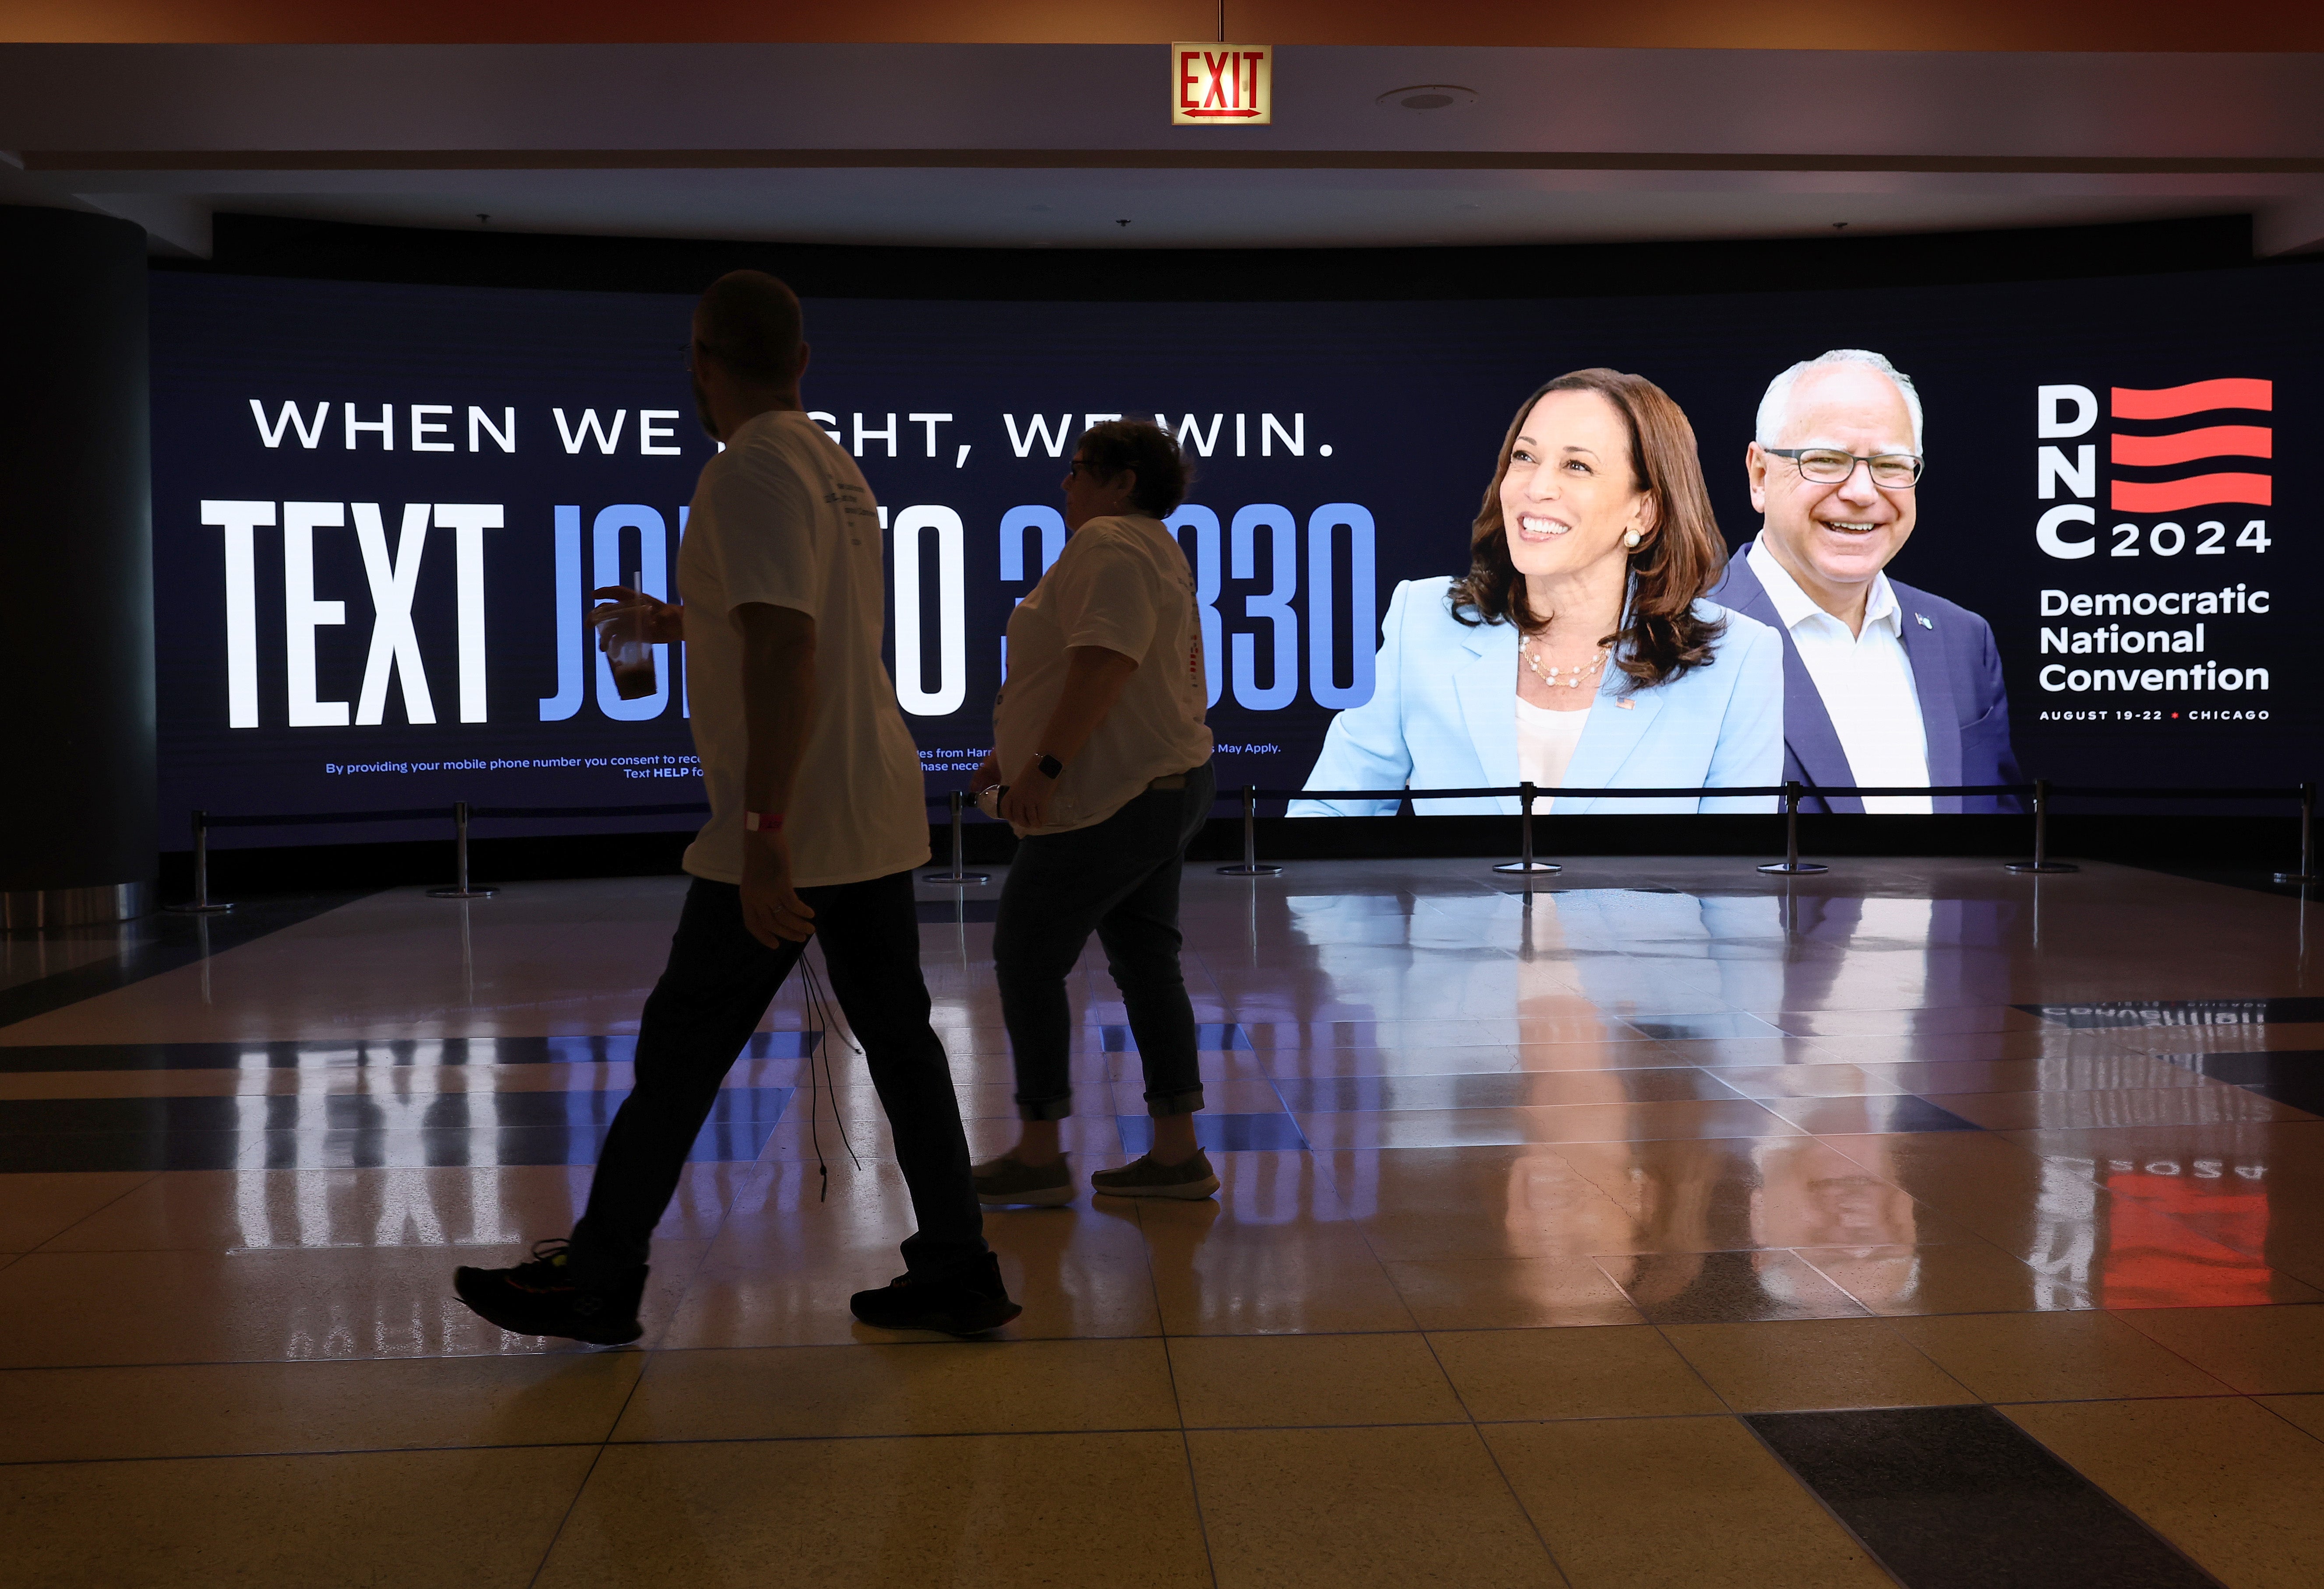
[1035, 753, 1065, 780]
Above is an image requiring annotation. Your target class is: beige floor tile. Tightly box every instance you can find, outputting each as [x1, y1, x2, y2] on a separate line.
[1484, 1416, 1890, 1589]
[537, 1432, 1213, 1588]
[2006, 1397, 2324, 1589]
[1301, 1099, 1800, 1151]
[1661, 1318, 1977, 1413]
[1796, 1241, 2094, 1314]
[0, 1444, 594, 1589]
[1168, 1331, 1462, 1427]
[0, 1170, 151, 1250]
[0, 1240, 709, 1367]
[1324, 1144, 1642, 1261]
[1703, 1063, 1911, 1099]
[1554, 1134, 1933, 1250]
[1189, 1424, 1561, 1589]
[2257, 1394, 2324, 1441]
[1853, 1053, 2204, 1095]
[2112, 1304, 2324, 1394]
[1817, 1130, 2091, 1261]
[1431, 1324, 1724, 1420]
[1147, 1218, 1417, 1335]
[1890, 1310, 2234, 1401]
[0, 1351, 642, 1462]
[613, 1337, 1176, 1440]
[1382, 1256, 1646, 1329]
[1597, 1249, 1872, 1323]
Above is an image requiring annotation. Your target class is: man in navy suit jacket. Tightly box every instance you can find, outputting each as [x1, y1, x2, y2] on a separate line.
[1709, 350, 2023, 815]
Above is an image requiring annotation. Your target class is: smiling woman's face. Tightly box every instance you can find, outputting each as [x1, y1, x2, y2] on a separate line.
[1496, 388, 1654, 586]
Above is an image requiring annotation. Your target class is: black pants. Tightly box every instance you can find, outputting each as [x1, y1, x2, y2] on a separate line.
[994, 761, 1215, 1122]
[570, 870, 987, 1281]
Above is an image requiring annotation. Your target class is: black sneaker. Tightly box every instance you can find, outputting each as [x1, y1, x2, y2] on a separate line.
[453, 1239, 646, 1346]
[849, 1252, 1023, 1336]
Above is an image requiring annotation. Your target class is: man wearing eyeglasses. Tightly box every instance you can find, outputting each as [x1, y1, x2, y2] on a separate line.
[1713, 349, 2021, 814]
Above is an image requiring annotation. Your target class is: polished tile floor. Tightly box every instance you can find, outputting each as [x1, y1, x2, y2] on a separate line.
[5, 856, 2324, 1587]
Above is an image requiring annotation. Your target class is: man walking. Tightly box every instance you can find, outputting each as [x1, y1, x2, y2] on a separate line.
[454, 271, 1017, 1341]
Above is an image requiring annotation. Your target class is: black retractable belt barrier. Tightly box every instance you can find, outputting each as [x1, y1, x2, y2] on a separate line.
[162, 776, 2320, 905]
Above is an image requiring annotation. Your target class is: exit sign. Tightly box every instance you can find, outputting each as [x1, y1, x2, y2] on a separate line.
[1173, 43, 1272, 125]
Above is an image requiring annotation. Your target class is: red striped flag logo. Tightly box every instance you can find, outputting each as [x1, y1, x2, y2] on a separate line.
[2109, 380, 2271, 513]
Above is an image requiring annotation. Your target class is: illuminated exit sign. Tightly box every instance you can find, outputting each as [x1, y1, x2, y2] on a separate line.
[1173, 43, 1272, 125]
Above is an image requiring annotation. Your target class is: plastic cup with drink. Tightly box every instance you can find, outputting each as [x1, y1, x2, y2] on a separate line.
[598, 570, 660, 701]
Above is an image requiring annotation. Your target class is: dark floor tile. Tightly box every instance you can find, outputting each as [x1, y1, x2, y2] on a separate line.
[2019, 999, 2324, 1030]
[1101, 1022, 1255, 1053]
[0, 1086, 793, 1136]
[0, 1031, 816, 1074]
[1273, 1069, 1738, 1113]
[1748, 1404, 2219, 1589]
[0, 1090, 792, 1172]
[1116, 1112, 1307, 1153]
[0, 1130, 253, 1173]
[1629, 1013, 1787, 1042]
[1599, 1250, 1870, 1323]
[1759, 1095, 1984, 1134]
[2159, 1049, 2324, 1116]
[245, 1120, 777, 1168]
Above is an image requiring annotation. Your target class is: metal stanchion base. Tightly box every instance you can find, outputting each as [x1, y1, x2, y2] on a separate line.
[1218, 863, 1284, 876]
[2006, 862, 2080, 875]
[2273, 871, 2320, 885]
[1757, 860, 1829, 874]
[1491, 860, 1562, 874]
[426, 886, 500, 899]
[165, 902, 236, 915]
[922, 870, 992, 885]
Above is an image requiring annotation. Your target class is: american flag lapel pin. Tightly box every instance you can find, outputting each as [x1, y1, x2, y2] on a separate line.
[1617, 698, 1635, 710]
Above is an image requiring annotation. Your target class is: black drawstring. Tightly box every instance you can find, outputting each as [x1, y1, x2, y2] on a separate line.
[795, 951, 861, 1201]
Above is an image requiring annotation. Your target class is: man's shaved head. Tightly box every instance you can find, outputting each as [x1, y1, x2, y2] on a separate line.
[695, 271, 803, 385]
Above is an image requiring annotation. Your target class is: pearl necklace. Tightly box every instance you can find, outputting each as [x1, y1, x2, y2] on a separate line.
[1522, 638, 1610, 690]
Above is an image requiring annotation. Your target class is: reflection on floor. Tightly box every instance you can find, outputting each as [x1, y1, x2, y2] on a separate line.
[5, 856, 2324, 1587]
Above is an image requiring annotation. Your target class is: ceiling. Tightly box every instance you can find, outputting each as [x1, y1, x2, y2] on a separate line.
[3, 42, 2320, 257]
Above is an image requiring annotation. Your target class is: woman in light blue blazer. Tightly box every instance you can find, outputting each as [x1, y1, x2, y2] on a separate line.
[1293, 368, 1781, 817]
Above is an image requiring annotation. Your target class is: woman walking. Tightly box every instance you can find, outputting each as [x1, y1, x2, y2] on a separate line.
[970, 419, 1219, 1205]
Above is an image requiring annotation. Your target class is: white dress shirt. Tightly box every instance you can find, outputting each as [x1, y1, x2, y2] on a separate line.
[1747, 539, 1931, 815]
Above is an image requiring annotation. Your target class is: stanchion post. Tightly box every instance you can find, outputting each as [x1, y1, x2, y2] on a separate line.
[1757, 781, 1829, 875]
[2274, 781, 2319, 885]
[166, 808, 234, 915]
[427, 801, 500, 899]
[924, 790, 991, 885]
[1217, 784, 1283, 877]
[2007, 778, 2078, 875]
[1492, 781, 1561, 875]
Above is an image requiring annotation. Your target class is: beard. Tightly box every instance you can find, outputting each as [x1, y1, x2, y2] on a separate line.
[691, 371, 719, 441]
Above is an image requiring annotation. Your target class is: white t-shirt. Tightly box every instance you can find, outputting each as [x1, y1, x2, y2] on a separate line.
[1747, 539, 1931, 815]
[992, 514, 1213, 834]
[677, 409, 929, 887]
[1514, 697, 1590, 791]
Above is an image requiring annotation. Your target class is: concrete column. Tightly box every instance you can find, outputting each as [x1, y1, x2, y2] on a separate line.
[0, 206, 156, 929]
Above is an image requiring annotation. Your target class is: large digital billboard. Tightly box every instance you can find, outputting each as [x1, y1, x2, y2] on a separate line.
[148, 265, 2315, 845]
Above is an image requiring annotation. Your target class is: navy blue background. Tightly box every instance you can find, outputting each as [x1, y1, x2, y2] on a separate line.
[148, 268, 2317, 844]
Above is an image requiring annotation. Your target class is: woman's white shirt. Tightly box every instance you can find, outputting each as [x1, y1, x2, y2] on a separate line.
[1514, 697, 1591, 792]
[992, 514, 1214, 834]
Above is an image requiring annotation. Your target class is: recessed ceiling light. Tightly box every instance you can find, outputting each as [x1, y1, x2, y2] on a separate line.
[1375, 85, 1477, 110]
